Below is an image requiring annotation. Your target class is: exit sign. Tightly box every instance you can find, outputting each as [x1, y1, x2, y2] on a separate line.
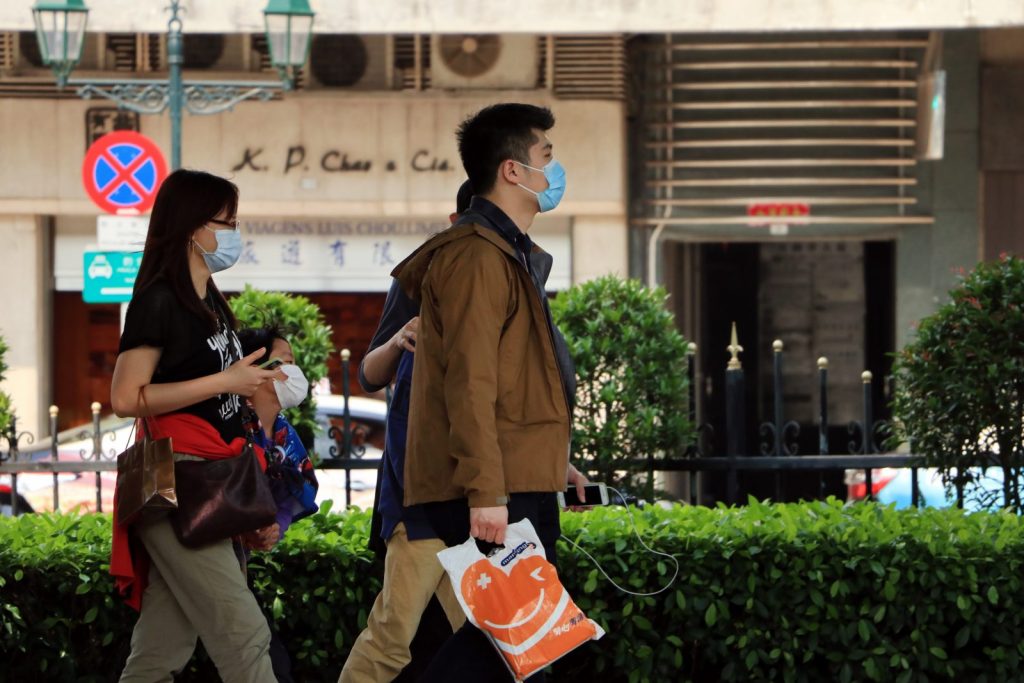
[747, 202, 811, 219]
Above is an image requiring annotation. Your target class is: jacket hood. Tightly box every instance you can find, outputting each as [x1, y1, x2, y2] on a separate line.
[391, 222, 518, 303]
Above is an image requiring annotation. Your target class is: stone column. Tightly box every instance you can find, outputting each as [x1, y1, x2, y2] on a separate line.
[0, 215, 51, 437]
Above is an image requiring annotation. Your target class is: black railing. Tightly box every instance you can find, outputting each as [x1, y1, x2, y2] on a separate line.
[0, 403, 121, 516]
[0, 330, 971, 514]
[316, 325, 939, 508]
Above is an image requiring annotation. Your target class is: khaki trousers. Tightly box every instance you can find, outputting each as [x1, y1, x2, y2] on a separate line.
[119, 515, 275, 683]
[338, 523, 466, 683]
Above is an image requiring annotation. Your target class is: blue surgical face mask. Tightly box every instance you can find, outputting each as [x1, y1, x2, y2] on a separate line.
[516, 159, 566, 213]
[195, 226, 242, 273]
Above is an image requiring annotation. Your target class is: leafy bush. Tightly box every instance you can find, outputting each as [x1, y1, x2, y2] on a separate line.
[0, 504, 378, 682]
[550, 276, 693, 494]
[0, 332, 13, 435]
[890, 255, 1024, 512]
[229, 286, 334, 450]
[4, 502, 1024, 682]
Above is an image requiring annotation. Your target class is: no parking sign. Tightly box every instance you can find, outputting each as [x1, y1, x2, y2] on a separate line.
[82, 131, 168, 215]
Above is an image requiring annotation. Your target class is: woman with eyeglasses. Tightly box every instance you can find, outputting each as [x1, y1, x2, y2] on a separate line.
[109, 169, 280, 682]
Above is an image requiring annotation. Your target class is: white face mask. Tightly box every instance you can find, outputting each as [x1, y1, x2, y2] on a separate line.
[273, 364, 309, 410]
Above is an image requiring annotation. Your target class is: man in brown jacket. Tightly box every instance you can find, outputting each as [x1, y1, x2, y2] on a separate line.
[393, 103, 586, 682]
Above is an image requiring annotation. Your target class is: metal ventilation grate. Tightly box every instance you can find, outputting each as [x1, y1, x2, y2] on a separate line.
[552, 35, 626, 100]
[537, 35, 549, 89]
[140, 34, 163, 71]
[105, 33, 138, 71]
[635, 33, 934, 232]
[0, 32, 14, 72]
[393, 34, 431, 90]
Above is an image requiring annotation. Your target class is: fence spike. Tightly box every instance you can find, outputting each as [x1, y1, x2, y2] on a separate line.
[727, 322, 743, 370]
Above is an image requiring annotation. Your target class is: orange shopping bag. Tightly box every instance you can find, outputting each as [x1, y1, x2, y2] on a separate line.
[437, 518, 605, 681]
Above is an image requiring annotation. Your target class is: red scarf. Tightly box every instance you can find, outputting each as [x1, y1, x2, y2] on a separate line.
[110, 413, 265, 610]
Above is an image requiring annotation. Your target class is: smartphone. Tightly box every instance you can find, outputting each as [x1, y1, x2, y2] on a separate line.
[259, 357, 284, 370]
[557, 483, 609, 508]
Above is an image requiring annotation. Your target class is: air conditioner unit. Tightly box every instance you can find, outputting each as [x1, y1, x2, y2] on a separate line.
[16, 30, 101, 71]
[430, 34, 537, 90]
[307, 34, 388, 90]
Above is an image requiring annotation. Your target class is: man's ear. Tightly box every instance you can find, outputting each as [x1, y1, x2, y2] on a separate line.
[498, 159, 522, 186]
[449, 212, 459, 224]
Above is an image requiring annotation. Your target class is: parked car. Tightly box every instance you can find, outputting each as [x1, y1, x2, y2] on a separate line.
[845, 466, 1006, 511]
[2, 417, 132, 514]
[312, 395, 388, 509]
[0, 484, 35, 516]
[2, 395, 390, 514]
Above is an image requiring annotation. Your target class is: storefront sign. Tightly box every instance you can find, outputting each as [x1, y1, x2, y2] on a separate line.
[230, 146, 453, 175]
[57, 216, 571, 294]
[211, 217, 572, 293]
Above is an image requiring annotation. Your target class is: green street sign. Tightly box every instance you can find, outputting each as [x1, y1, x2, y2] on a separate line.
[83, 250, 141, 303]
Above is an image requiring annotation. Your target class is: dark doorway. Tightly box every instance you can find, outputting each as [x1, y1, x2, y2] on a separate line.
[694, 240, 895, 504]
[52, 293, 120, 428]
[699, 242, 760, 466]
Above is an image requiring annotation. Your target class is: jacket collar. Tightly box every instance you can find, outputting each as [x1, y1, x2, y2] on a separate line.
[391, 222, 519, 302]
[468, 196, 523, 249]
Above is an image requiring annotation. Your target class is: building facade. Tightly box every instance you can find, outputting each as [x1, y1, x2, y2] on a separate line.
[1, 0, 1023, 443]
[0, 24, 629, 432]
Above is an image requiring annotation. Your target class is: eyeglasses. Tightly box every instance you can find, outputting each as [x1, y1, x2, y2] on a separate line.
[208, 218, 239, 231]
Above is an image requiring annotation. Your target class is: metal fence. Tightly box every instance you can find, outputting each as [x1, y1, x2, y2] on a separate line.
[0, 403, 119, 516]
[317, 328, 941, 508]
[0, 332, 948, 515]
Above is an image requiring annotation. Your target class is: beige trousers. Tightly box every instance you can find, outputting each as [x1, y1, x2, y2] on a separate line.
[338, 522, 466, 683]
[119, 515, 275, 683]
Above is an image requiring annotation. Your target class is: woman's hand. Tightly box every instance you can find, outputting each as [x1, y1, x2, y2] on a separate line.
[391, 316, 419, 353]
[220, 349, 280, 397]
[242, 523, 281, 551]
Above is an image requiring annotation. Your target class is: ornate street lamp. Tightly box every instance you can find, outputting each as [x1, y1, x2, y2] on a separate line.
[31, 0, 315, 170]
[31, 0, 89, 88]
[263, 0, 315, 90]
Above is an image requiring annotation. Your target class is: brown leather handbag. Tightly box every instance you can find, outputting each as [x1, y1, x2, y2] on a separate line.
[170, 442, 277, 548]
[114, 392, 178, 526]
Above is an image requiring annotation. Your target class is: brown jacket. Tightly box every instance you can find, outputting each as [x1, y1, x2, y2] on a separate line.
[393, 221, 571, 508]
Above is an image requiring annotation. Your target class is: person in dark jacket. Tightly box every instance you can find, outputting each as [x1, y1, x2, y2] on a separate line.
[337, 183, 473, 683]
[395, 103, 588, 683]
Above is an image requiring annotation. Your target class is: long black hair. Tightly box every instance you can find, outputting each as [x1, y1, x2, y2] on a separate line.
[133, 169, 239, 332]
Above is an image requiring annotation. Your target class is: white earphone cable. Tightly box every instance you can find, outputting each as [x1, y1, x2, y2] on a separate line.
[560, 486, 680, 597]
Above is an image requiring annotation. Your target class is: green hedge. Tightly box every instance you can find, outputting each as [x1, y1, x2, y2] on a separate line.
[2, 500, 1024, 682]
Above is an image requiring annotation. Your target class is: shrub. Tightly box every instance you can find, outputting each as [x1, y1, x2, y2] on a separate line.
[229, 286, 334, 451]
[890, 254, 1024, 512]
[4, 502, 1024, 682]
[550, 276, 693, 495]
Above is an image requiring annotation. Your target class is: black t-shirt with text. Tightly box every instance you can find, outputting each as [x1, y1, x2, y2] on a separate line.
[118, 280, 244, 445]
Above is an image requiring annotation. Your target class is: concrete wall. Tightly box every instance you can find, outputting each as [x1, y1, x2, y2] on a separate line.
[3, 0, 1024, 33]
[0, 93, 625, 219]
[896, 31, 982, 350]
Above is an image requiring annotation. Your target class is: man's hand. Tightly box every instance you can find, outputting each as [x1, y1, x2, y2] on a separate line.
[567, 463, 591, 512]
[470, 505, 508, 545]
